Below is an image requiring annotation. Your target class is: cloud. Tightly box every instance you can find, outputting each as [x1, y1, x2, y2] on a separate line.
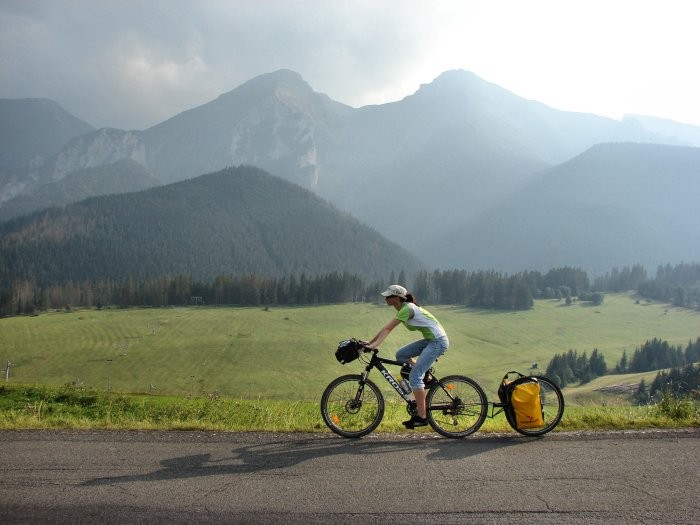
[1, 0, 699, 129]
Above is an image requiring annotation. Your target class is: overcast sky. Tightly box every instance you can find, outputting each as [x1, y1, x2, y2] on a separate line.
[1, 0, 699, 130]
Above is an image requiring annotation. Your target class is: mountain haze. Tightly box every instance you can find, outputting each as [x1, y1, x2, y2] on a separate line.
[432, 143, 700, 273]
[0, 98, 94, 170]
[624, 114, 700, 148]
[0, 159, 161, 222]
[0, 165, 421, 286]
[0, 98, 95, 204]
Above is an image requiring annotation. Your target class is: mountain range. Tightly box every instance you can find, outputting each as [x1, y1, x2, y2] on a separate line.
[1, 69, 699, 280]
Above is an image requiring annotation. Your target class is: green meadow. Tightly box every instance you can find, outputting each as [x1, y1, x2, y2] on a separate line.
[1, 292, 697, 404]
[1, 293, 698, 432]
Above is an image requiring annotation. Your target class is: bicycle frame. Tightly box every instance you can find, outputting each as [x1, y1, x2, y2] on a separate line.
[487, 402, 508, 419]
[357, 349, 412, 401]
[359, 350, 514, 416]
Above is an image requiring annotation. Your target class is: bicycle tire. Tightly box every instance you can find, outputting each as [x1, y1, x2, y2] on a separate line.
[320, 374, 385, 438]
[426, 375, 488, 438]
[509, 375, 564, 436]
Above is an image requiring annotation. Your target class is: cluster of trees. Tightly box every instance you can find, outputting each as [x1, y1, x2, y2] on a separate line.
[595, 262, 700, 309]
[545, 338, 699, 398]
[637, 263, 700, 309]
[635, 364, 700, 405]
[593, 264, 648, 292]
[412, 266, 591, 310]
[544, 349, 608, 387]
[647, 364, 700, 398]
[615, 337, 700, 374]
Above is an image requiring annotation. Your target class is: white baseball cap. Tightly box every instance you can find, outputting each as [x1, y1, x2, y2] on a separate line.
[380, 284, 407, 299]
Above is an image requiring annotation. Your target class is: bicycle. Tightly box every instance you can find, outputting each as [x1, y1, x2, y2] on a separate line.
[320, 338, 564, 438]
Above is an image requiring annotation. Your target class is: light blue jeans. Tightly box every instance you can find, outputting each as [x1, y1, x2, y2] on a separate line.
[395, 336, 449, 389]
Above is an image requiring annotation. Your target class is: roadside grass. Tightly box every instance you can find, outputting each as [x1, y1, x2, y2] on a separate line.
[1, 383, 697, 434]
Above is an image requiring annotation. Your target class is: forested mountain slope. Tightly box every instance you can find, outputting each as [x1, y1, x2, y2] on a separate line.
[0, 165, 420, 286]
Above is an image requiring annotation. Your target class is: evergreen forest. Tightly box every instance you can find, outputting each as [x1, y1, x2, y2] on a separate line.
[2, 262, 699, 317]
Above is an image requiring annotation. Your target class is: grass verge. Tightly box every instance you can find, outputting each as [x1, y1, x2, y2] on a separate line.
[1, 383, 697, 433]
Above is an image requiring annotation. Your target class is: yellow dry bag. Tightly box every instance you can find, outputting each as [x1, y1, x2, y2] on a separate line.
[510, 379, 544, 429]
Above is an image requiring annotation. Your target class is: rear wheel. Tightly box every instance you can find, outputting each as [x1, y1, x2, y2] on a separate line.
[320, 374, 384, 438]
[509, 375, 564, 436]
[426, 375, 488, 438]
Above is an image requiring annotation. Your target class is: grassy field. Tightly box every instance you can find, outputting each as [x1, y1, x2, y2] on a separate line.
[0, 293, 698, 405]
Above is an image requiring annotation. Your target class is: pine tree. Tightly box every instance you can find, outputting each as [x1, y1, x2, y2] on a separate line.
[616, 350, 629, 373]
[634, 379, 649, 405]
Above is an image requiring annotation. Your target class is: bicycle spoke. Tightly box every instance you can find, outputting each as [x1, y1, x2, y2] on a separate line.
[321, 375, 385, 438]
[426, 376, 487, 438]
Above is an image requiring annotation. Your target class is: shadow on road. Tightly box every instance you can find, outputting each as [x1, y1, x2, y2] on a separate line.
[83, 434, 528, 486]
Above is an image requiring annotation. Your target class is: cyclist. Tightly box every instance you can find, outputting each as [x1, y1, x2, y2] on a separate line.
[366, 284, 449, 428]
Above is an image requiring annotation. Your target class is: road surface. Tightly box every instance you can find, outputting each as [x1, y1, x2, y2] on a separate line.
[1, 428, 698, 524]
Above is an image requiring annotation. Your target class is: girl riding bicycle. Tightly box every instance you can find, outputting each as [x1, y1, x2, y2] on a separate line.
[366, 284, 449, 429]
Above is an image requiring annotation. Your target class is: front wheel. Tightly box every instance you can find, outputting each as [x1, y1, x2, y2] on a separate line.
[426, 375, 488, 438]
[320, 374, 385, 438]
[508, 375, 565, 436]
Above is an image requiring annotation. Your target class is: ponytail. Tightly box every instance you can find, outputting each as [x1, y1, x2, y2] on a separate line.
[405, 293, 419, 306]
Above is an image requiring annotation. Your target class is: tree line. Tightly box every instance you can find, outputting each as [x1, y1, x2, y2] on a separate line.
[412, 266, 591, 310]
[615, 337, 700, 374]
[595, 262, 700, 309]
[2, 261, 698, 317]
[0, 266, 596, 316]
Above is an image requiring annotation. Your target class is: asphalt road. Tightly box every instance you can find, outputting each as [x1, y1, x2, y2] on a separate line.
[1, 428, 698, 524]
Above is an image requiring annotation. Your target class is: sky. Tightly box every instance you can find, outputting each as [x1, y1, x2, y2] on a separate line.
[1, 0, 699, 131]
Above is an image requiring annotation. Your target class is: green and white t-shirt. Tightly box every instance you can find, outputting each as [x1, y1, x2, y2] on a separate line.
[395, 303, 446, 340]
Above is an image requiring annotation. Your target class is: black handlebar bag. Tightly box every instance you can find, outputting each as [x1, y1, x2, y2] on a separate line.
[335, 339, 361, 364]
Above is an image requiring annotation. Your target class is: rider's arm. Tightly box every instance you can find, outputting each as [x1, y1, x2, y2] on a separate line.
[367, 318, 401, 349]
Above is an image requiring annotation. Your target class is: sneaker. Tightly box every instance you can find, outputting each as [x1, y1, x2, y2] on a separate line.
[402, 415, 428, 429]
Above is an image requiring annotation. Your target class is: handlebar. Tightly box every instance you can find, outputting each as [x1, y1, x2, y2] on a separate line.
[353, 339, 376, 353]
[358, 342, 372, 352]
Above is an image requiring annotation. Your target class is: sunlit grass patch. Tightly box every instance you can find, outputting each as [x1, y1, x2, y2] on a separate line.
[1, 383, 697, 433]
